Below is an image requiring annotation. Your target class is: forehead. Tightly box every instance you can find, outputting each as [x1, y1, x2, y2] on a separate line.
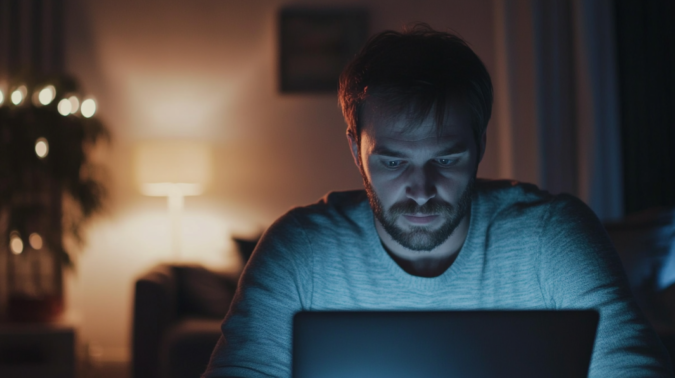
[361, 101, 473, 147]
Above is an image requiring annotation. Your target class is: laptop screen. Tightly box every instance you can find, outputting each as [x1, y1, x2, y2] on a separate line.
[292, 310, 598, 378]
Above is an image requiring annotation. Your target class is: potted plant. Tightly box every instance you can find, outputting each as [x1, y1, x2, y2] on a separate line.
[0, 74, 110, 322]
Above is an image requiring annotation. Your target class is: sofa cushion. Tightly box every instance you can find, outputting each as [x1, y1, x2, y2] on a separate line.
[174, 265, 237, 319]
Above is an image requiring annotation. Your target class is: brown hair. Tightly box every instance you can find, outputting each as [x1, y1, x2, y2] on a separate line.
[339, 23, 493, 147]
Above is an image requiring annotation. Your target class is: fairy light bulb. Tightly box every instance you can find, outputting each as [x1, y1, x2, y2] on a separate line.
[29, 233, 43, 250]
[81, 98, 96, 118]
[9, 231, 23, 254]
[35, 137, 49, 158]
[39, 85, 56, 105]
[58, 98, 72, 115]
[68, 95, 80, 114]
[11, 85, 26, 105]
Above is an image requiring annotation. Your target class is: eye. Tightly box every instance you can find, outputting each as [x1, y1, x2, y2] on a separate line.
[384, 160, 404, 169]
[436, 158, 456, 166]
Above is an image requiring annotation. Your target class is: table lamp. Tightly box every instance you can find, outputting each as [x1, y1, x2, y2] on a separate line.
[134, 141, 213, 259]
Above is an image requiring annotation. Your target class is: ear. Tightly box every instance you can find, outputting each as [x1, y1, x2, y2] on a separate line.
[347, 132, 361, 169]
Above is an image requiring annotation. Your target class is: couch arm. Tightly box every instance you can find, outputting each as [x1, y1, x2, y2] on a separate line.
[132, 264, 178, 378]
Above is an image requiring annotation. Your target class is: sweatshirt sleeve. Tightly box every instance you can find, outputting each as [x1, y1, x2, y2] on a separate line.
[538, 194, 673, 377]
[202, 212, 313, 378]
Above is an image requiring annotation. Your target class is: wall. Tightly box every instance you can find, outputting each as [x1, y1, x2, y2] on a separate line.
[63, 0, 499, 361]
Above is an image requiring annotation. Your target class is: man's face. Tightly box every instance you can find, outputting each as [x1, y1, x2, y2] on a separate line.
[349, 102, 484, 252]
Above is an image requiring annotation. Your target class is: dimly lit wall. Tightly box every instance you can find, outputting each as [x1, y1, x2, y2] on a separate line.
[63, 0, 499, 361]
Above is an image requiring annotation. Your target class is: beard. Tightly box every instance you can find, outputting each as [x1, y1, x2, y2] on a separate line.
[364, 177, 474, 252]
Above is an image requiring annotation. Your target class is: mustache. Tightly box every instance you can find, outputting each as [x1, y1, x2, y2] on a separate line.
[388, 198, 454, 217]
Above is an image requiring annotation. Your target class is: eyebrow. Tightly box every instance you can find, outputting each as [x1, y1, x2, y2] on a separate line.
[371, 143, 469, 158]
[434, 144, 469, 156]
[371, 146, 407, 158]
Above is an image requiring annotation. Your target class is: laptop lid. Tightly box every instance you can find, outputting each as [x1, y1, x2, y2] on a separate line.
[292, 310, 598, 378]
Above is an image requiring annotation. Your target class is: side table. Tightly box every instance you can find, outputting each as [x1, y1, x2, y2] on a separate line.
[0, 322, 75, 378]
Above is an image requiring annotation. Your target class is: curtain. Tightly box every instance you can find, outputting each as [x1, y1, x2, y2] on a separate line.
[494, 0, 623, 221]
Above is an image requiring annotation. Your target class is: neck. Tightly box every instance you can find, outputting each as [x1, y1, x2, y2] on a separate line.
[375, 209, 471, 277]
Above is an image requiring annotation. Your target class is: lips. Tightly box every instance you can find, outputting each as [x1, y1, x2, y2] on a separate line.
[402, 214, 439, 225]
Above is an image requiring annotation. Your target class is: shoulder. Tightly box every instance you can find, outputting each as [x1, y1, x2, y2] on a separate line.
[253, 190, 370, 253]
[475, 178, 593, 214]
[475, 178, 551, 206]
[293, 190, 369, 216]
[279, 190, 371, 233]
[475, 180, 609, 260]
[474, 179, 552, 225]
[473, 179, 598, 237]
[242, 190, 370, 290]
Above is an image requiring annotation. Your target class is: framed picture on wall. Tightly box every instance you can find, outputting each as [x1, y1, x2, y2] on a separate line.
[278, 7, 369, 93]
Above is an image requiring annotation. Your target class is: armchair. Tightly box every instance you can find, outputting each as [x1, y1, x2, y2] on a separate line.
[132, 264, 238, 378]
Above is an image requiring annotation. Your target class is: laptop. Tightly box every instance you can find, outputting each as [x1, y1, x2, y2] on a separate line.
[292, 310, 598, 378]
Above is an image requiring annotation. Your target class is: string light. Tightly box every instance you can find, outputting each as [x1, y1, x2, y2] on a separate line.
[68, 95, 80, 114]
[2, 82, 102, 259]
[81, 98, 96, 118]
[32, 90, 42, 106]
[9, 231, 23, 255]
[29, 233, 43, 250]
[0, 84, 97, 115]
[58, 98, 72, 115]
[11, 85, 26, 105]
[39, 85, 56, 105]
[35, 137, 49, 158]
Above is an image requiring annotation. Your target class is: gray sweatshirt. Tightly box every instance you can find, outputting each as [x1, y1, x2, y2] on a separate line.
[204, 180, 672, 377]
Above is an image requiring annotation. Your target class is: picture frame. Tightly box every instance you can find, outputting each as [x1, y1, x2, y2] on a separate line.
[278, 7, 369, 93]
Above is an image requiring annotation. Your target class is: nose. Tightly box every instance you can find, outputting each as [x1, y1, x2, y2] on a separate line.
[405, 165, 437, 206]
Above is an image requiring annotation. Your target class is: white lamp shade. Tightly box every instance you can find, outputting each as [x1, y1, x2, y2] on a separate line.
[134, 141, 213, 196]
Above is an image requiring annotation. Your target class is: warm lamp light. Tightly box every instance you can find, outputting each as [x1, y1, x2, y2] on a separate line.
[134, 141, 213, 259]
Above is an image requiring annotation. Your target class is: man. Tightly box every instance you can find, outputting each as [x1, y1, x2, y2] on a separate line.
[204, 25, 672, 377]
